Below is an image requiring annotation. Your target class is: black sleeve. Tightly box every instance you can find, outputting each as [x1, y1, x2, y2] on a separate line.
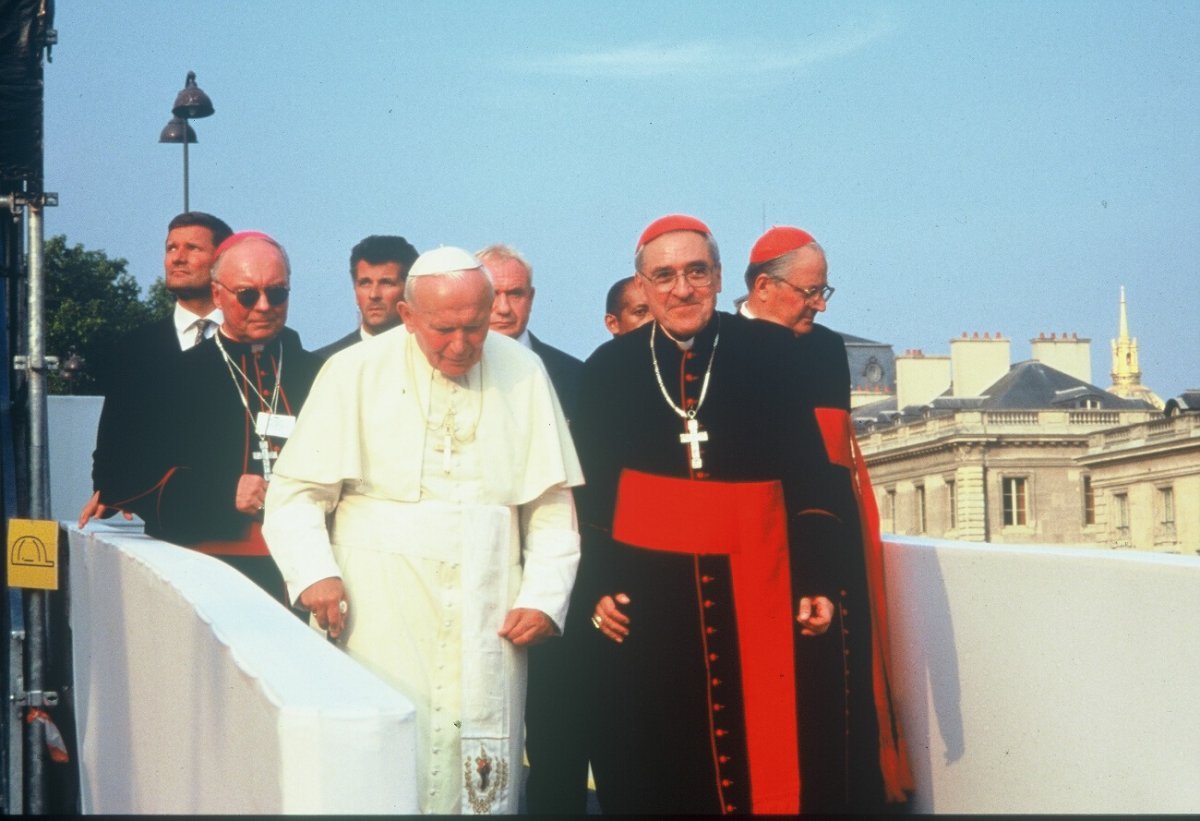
[771, 335, 858, 599]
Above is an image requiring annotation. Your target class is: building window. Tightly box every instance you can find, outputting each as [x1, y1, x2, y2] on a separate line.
[915, 485, 926, 534]
[947, 479, 957, 530]
[1160, 486, 1175, 526]
[1113, 492, 1130, 544]
[1157, 486, 1176, 544]
[1082, 475, 1095, 525]
[1002, 477, 1028, 526]
[885, 489, 896, 529]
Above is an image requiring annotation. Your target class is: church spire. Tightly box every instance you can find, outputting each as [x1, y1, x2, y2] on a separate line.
[1108, 286, 1163, 409]
[1117, 285, 1129, 339]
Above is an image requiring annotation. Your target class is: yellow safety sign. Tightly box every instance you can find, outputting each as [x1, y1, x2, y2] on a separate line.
[7, 519, 59, 590]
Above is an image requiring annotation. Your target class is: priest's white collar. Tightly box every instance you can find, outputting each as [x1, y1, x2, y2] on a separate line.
[658, 323, 695, 351]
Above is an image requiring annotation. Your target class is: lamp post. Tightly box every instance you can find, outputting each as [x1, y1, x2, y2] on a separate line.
[158, 70, 214, 212]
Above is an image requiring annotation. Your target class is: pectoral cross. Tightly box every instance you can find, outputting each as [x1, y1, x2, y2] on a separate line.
[434, 407, 457, 474]
[253, 437, 278, 481]
[679, 417, 708, 470]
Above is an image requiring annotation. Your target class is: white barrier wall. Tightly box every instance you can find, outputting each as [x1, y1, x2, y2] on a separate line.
[883, 535, 1200, 814]
[62, 516, 1200, 812]
[68, 525, 419, 814]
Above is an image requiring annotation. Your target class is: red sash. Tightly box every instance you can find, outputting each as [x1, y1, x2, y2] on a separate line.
[191, 521, 270, 557]
[612, 468, 801, 814]
[813, 408, 914, 802]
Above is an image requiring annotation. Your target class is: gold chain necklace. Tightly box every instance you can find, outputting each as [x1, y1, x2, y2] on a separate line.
[649, 316, 720, 470]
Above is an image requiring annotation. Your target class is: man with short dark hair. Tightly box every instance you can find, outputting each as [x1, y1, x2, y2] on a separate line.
[86, 232, 324, 603]
[316, 234, 419, 358]
[81, 211, 234, 526]
[603, 276, 651, 336]
[572, 214, 906, 814]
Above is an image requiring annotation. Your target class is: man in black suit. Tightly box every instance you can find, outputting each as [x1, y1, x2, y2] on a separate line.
[314, 234, 418, 359]
[79, 211, 233, 526]
[478, 243, 582, 420]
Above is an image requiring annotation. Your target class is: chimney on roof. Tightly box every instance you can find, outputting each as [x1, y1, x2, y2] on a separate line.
[896, 349, 951, 409]
[950, 331, 1011, 397]
[1030, 331, 1092, 384]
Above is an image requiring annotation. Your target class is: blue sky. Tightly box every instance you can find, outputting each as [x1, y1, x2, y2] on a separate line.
[43, 2, 1199, 399]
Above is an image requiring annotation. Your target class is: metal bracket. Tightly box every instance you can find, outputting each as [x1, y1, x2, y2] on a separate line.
[12, 356, 59, 374]
[1, 192, 58, 222]
[11, 672, 58, 708]
[8, 193, 58, 209]
[12, 690, 58, 709]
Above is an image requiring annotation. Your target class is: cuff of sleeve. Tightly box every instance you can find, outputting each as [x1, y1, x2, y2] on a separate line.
[286, 557, 344, 609]
[791, 509, 844, 597]
[513, 527, 580, 632]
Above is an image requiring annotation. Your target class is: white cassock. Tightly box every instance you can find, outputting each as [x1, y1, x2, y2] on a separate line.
[263, 327, 583, 815]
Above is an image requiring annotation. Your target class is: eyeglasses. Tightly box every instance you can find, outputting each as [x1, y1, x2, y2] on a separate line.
[774, 279, 834, 303]
[638, 264, 717, 292]
[216, 281, 290, 308]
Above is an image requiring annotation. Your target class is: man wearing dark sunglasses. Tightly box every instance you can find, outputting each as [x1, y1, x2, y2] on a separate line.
[90, 231, 324, 606]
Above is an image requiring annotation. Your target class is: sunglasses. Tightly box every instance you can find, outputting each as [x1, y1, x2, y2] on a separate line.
[216, 281, 290, 308]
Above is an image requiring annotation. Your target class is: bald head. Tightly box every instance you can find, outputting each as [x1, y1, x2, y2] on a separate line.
[210, 235, 292, 343]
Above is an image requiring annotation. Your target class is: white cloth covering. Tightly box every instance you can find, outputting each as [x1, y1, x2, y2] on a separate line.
[263, 327, 582, 814]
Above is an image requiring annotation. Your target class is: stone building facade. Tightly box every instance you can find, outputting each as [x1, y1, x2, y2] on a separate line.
[1078, 413, 1200, 554]
[852, 327, 1169, 550]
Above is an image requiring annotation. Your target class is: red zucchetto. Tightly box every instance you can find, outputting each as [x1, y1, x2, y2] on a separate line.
[749, 226, 816, 265]
[214, 230, 277, 258]
[637, 214, 712, 251]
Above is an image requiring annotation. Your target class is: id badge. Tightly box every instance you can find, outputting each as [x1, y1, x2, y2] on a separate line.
[255, 412, 296, 439]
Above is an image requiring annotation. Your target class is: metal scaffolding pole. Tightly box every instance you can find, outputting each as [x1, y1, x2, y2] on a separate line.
[24, 200, 50, 814]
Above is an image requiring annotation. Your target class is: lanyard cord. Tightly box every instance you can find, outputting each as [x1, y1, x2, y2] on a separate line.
[215, 333, 284, 429]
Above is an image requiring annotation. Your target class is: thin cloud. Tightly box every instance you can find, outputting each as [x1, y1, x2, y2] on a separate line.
[515, 16, 895, 80]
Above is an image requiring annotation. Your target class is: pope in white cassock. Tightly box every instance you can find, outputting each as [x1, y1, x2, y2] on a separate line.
[262, 246, 583, 814]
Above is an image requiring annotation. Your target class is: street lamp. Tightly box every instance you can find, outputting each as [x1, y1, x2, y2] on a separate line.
[158, 70, 214, 212]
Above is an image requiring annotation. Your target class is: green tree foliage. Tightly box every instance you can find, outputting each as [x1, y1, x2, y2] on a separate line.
[144, 277, 175, 321]
[44, 235, 158, 395]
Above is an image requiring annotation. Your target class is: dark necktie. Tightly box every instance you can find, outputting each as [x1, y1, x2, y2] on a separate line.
[191, 318, 212, 348]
